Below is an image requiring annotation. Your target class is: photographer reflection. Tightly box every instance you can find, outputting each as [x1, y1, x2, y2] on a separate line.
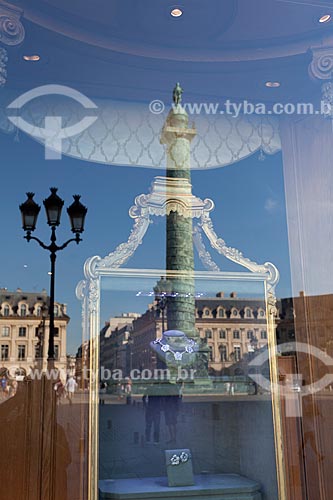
[143, 386, 163, 444]
[143, 380, 182, 445]
[144, 330, 198, 445]
[163, 380, 181, 444]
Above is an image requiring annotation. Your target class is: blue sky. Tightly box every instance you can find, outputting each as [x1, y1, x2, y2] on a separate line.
[0, 127, 291, 354]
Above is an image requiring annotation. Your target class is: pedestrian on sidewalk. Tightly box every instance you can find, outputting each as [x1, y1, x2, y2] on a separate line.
[65, 376, 78, 405]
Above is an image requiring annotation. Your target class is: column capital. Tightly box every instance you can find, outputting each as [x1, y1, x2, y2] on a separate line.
[0, 1, 25, 47]
[160, 106, 196, 146]
[309, 47, 333, 81]
[309, 47, 333, 118]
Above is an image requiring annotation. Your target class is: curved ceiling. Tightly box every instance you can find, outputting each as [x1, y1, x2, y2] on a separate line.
[4, 0, 333, 101]
[16, 0, 333, 60]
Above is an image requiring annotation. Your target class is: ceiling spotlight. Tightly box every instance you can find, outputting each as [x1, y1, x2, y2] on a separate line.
[319, 14, 331, 24]
[171, 8, 183, 18]
[265, 81, 281, 88]
[23, 55, 40, 62]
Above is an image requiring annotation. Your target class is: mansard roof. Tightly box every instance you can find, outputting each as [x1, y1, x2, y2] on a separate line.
[0, 288, 69, 318]
[0, 288, 49, 307]
[195, 297, 266, 310]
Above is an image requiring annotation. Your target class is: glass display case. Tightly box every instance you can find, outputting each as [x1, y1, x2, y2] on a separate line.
[77, 268, 286, 500]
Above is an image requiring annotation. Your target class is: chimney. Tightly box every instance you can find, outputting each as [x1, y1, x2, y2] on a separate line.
[230, 292, 237, 298]
[216, 292, 225, 298]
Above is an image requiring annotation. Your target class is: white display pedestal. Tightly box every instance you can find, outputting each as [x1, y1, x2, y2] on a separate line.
[99, 473, 262, 500]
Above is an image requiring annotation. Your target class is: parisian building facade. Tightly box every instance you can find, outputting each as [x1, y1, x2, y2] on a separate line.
[99, 313, 141, 376]
[0, 288, 70, 377]
[99, 292, 269, 377]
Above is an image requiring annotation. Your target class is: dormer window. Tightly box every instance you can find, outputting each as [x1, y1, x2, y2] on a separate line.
[204, 308, 210, 316]
[258, 309, 265, 318]
[232, 308, 238, 317]
[3, 305, 9, 317]
[218, 308, 225, 318]
[20, 304, 27, 316]
[54, 305, 59, 317]
[245, 308, 252, 318]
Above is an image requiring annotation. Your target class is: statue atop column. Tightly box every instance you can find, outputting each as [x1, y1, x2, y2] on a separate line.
[173, 82, 183, 106]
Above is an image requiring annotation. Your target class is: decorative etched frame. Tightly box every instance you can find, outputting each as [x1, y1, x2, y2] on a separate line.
[76, 172, 286, 499]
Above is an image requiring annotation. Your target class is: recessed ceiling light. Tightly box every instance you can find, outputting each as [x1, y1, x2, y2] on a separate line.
[171, 8, 183, 18]
[319, 14, 331, 23]
[23, 55, 40, 62]
[265, 81, 281, 88]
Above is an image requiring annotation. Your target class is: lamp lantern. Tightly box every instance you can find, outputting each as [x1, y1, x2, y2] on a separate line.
[67, 195, 87, 235]
[43, 187, 64, 227]
[19, 192, 41, 232]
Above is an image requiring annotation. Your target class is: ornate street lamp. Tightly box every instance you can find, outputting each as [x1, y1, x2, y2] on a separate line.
[20, 187, 87, 368]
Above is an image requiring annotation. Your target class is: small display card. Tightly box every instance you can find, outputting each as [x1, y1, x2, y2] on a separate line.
[165, 448, 194, 487]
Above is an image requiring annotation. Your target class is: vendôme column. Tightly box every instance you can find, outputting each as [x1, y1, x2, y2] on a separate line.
[160, 84, 198, 341]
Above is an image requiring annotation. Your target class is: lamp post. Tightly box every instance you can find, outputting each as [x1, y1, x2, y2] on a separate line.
[36, 303, 48, 370]
[250, 334, 259, 353]
[249, 334, 259, 395]
[154, 276, 171, 334]
[20, 187, 87, 369]
[126, 333, 134, 375]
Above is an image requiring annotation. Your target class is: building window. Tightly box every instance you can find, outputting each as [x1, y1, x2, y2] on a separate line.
[3, 305, 9, 316]
[209, 345, 213, 361]
[218, 308, 225, 318]
[233, 330, 240, 339]
[34, 345, 40, 359]
[258, 309, 265, 318]
[2, 326, 9, 337]
[20, 304, 27, 316]
[36, 305, 42, 316]
[18, 327, 26, 337]
[0, 345, 9, 361]
[232, 309, 238, 317]
[205, 329, 212, 339]
[204, 309, 210, 316]
[220, 345, 227, 361]
[247, 330, 253, 340]
[219, 329, 226, 339]
[245, 308, 252, 318]
[54, 327, 59, 337]
[54, 345, 59, 360]
[234, 346, 241, 361]
[54, 305, 59, 317]
[18, 345, 26, 360]
[261, 330, 267, 339]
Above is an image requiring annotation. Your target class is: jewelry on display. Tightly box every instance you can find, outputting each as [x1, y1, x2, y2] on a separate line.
[170, 452, 190, 466]
[153, 337, 196, 361]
